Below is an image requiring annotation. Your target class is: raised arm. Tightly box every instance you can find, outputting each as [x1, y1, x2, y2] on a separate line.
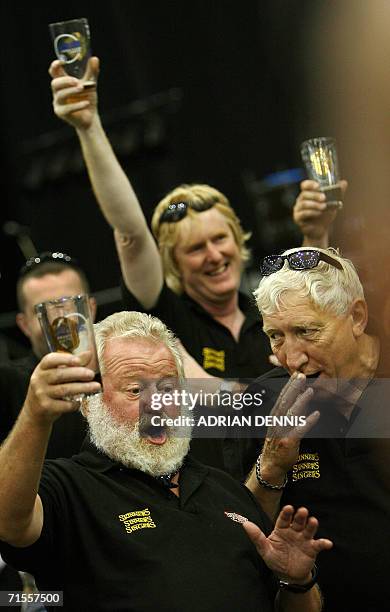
[0, 352, 100, 547]
[49, 58, 163, 308]
[294, 179, 348, 248]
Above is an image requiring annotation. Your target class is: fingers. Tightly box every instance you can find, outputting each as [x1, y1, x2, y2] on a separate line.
[32, 352, 101, 397]
[48, 380, 101, 400]
[290, 507, 310, 531]
[74, 350, 93, 367]
[242, 520, 267, 552]
[292, 409, 320, 438]
[300, 180, 320, 191]
[48, 59, 67, 78]
[339, 179, 348, 193]
[274, 505, 296, 529]
[40, 351, 92, 370]
[312, 538, 333, 552]
[39, 352, 83, 370]
[297, 181, 326, 209]
[294, 178, 346, 220]
[45, 365, 94, 385]
[277, 506, 333, 551]
[272, 373, 307, 417]
[52, 80, 91, 116]
[276, 506, 316, 535]
[53, 82, 84, 100]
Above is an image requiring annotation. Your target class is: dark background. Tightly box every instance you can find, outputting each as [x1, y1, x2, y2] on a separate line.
[0, 0, 337, 355]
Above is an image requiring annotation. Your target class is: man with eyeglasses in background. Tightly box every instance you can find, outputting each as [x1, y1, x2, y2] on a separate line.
[243, 246, 390, 611]
[0, 252, 96, 605]
[49, 58, 344, 478]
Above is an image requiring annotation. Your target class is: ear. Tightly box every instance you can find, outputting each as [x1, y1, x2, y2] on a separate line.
[350, 299, 368, 337]
[16, 312, 32, 339]
[89, 296, 97, 322]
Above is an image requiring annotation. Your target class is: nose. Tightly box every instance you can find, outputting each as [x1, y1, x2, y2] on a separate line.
[205, 241, 223, 263]
[283, 339, 309, 374]
[139, 382, 159, 415]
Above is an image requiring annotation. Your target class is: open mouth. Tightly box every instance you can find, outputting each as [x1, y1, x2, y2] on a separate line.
[206, 263, 229, 277]
[306, 372, 322, 379]
[140, 422, 168, 445]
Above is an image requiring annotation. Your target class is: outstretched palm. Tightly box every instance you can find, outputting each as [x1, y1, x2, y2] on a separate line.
[243, 505, 333, 583]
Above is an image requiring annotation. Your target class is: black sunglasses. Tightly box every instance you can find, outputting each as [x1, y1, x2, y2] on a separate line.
[19, 252, 79, 278]
[158, 200, 216, 225]
[260, 249, 343, 276]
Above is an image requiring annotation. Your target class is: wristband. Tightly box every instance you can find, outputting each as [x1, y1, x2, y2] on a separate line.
[279, 564, 318, 593]
[255, 454, 288, 490]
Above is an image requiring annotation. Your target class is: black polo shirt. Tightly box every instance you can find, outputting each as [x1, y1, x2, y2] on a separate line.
[121, 282, 270, 378]
[1, 443, 277, 612]
[242, 369, 390, 612]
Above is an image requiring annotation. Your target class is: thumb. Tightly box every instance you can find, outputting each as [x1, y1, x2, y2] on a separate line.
[242, 521, 268, 555]
[49, 59, 67, 78]
[84, 56, 100, 82]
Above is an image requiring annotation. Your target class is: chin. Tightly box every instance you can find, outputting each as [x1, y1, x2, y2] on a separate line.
[86, 394, 191, 477]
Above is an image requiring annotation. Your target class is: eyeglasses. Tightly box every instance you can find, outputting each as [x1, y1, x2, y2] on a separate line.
[19, 252, 79, 278]
[158, 200, 216, 225]
[260, 249, 343, 276]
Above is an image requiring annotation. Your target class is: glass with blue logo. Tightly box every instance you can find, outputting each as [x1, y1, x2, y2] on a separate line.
[49, 17, 95, 87]
[35, 294, 100, 395]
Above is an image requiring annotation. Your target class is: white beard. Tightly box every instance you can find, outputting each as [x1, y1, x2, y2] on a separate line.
[85, 393, 191, 477]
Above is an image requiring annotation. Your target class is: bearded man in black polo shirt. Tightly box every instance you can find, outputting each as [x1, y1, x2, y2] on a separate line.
[0, 311, 332, 612]
[245, 246, 390, 612]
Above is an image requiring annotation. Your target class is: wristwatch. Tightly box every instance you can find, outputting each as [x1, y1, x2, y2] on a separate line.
[278, 564, 318, 593]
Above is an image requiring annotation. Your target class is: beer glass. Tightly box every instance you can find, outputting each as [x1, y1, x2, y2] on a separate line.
[49, 17, 95, 86]
[35, 294, 100, 396]
[301, 137, 343, 208]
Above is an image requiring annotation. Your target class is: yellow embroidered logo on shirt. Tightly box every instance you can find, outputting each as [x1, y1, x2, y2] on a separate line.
[202, 347, 225, 372]
[292, 452, 320, 482]
[118, 508, 156, 534]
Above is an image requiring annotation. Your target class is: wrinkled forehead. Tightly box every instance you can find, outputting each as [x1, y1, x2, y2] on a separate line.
[103, 336, 178, 378]
[263, 290, 324, 318]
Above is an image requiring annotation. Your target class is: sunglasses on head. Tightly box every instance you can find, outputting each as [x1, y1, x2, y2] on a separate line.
[260, 249, 343, 276]
[19, 252, 79, 278]
[158, 199, 217, 225]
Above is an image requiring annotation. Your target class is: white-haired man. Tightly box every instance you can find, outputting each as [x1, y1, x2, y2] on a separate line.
[244, 247, 390, 612]
[0, 311, 332, 611]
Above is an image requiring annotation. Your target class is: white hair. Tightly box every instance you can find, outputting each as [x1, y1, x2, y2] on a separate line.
[93, 311, 184, 378]
[254, 247, 365, 316]
[86, 393, 190, 476]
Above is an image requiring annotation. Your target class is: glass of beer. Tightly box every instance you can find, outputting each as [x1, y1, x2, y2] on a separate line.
[49, 17, 95, 87]
[301, 137, 343, 208]
[35, 294, 100, 396]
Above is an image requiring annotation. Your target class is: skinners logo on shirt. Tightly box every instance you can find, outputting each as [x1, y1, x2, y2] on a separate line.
[224, 511, 248, 524]
[202, 347, 225, 372]
[292, 452, 321, 482]
[118, 508, 156, 534]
